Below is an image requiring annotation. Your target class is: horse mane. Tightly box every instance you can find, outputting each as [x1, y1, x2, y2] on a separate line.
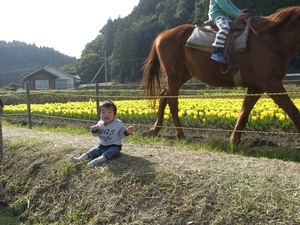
[254, 6, 300, 32]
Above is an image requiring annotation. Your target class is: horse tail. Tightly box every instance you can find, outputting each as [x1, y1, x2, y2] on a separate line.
[142, 39, 162, 97]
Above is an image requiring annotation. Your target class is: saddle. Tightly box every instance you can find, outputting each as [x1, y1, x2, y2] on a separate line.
[186, 17, 250, 86]
[186, 16, 249, 53]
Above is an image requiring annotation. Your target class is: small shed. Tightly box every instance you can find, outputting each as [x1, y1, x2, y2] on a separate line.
[23, 64, 80, 90]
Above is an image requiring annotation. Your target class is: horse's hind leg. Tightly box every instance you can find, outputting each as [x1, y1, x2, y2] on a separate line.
[147, 85, 184, 139]
[231, 88, 262, 144]
[149, 84, 184, 139]
[167, 80, 187, 139]
[168, 95, 184, 139]
[146, 88, 168, 136]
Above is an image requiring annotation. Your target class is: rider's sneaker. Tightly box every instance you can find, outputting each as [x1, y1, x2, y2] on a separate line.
[211, 52, 228, 64]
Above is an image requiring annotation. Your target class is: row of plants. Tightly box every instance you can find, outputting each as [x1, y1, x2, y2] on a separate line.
[0, 87, 244, 105]
[0, 89, 144, 105]
[3, 97, 300, 131]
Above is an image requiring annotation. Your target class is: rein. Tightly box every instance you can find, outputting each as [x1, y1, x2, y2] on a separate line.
[242, 15, 284, 55]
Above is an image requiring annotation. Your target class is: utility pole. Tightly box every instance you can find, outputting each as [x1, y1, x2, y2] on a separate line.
[104, 50, 107, 84]
[0, 99, 7, 207]
[90, 63, 104, 85]
[111, 61, 113, 83]
[89, 50, 108, 85]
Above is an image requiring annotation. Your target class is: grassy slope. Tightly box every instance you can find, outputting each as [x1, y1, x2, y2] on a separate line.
[0, 126, 300, 225]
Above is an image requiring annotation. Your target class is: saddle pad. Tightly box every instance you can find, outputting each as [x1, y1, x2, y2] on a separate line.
[186, 24, 249, 52]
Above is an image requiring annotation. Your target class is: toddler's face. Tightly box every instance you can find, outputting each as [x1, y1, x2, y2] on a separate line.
[100, 106, 115, 124]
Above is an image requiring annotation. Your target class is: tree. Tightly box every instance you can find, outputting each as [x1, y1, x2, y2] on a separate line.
[82, 35, 104, 56]
[77, 53, 104, 84]
[175, 0, 196, 24]
[101, 18, 119, 57]
[193, 0, 210, 24]
[110, 18, 139, 83]
[158, 1, 178, 29]
[59, 63, 77, 73]
[0, 100, 5, 204]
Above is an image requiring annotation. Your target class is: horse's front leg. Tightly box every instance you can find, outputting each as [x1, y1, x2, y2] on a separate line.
[268, 86, 300, 142]
[145, 88, 168, 136]
[231, 88, 262, 144]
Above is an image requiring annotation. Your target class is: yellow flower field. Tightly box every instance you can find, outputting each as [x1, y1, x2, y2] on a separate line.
[4, 98, 300, 130]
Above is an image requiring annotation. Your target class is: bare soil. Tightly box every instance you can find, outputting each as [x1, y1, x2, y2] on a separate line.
[130, 121, 299, 151]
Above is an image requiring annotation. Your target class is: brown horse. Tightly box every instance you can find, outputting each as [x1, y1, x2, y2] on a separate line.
[142, 6, 300, 144]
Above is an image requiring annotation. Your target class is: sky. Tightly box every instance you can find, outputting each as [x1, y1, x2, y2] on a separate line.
[1, 0, 140, 59]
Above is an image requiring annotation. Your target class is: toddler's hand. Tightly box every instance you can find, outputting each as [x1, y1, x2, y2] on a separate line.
[127, 125, 135, 134]
[90, 125, 99, 131]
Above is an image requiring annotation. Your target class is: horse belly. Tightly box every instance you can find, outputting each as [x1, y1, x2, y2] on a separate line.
[185, 49, 238, 87]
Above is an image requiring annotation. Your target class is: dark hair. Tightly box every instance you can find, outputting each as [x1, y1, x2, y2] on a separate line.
[100, 100, 117, 115]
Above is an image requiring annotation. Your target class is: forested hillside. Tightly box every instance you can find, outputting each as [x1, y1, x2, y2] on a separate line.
[0, 41, 76, 88]
[78, 0, 300, 84]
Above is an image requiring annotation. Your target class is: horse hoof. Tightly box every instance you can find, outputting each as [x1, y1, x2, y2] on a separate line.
[143, 129, 158, 137]
[230, 140, 240, 146]
[176, 131, 185, 139]
[230, 130, 242, 144]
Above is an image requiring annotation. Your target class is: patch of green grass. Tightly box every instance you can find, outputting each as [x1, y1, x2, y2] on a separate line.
[34, 124, 88, 135]
[3, 119, 88, 135]
[206, 138, 300, 162]
[0, 212, 20, 225]
[2, 119, 22, 127]
[51, 160, 83, 179]
[246, 145, 300, 161]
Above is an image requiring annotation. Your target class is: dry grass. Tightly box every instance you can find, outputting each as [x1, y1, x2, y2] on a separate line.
[0, 126, 300, 225]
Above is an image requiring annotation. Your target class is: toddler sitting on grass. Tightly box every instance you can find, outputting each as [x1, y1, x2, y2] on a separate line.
[70, 100, 134, 167]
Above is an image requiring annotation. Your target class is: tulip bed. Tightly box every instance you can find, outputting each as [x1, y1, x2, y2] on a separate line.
[3, 97, 300, 131]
